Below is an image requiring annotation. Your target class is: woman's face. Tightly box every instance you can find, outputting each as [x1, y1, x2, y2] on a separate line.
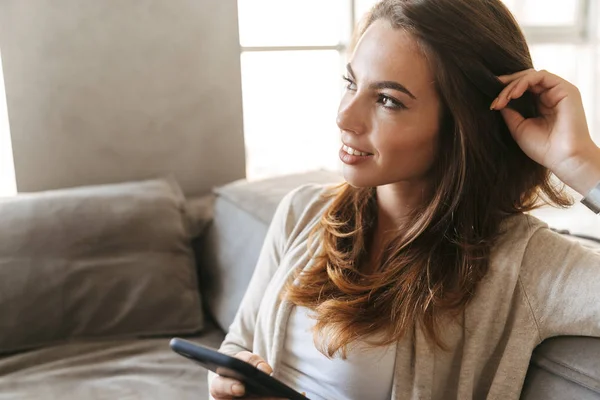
[337, 19, 442, 189]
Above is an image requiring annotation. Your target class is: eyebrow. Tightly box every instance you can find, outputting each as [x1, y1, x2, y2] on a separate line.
[346, 63, 417, 100]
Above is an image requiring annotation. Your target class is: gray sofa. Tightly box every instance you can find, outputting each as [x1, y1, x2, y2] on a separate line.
[0, 171, 598, 399]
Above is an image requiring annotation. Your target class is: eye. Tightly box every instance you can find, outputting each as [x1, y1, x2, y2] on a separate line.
[342, 75, 357, 91]
[378, 94, 406, 110]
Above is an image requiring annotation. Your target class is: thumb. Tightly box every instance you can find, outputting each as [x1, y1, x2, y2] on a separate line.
[499, 107, 525, 140]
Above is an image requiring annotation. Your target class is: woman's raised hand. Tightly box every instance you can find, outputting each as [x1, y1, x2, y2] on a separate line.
[492, 69, 600, 196]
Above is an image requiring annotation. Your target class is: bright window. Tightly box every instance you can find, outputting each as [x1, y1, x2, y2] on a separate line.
[504, 0, 580, 24]
[237, 0, 351, 181]
[0, 50, 17, 197]
[237, 0, 349, 47]
[241, 50, 343, 179]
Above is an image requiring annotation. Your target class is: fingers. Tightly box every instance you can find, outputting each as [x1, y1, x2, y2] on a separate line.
[234, 351, 274, 375]
[210, 375, 246, 399]
[491, 69, 572, 111]
[494, 69, 534, 100]
[210, 374, 286, 400]
[496, 68, 535, 84]
[499, 107, 526, 139]
[492, 70, 553, 110]
[210, 352, 278, 399]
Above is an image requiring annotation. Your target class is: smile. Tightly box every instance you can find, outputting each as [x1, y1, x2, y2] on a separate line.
[342, 145, 371, 157]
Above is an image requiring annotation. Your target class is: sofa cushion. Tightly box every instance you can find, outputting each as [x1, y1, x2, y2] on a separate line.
[0, 324, 225, 400]
[196, 170, 342, 331]
[212, 170, 341, 225]
[0, 179, 204, 354]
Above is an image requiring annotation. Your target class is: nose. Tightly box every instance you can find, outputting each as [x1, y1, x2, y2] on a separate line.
[336, 94, 367, 135]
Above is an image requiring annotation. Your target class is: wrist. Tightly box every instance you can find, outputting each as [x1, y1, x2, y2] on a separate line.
[554, 146, 600, 197]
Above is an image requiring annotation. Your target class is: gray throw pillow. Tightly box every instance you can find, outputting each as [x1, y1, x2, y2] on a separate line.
[0, 178, 204, 354]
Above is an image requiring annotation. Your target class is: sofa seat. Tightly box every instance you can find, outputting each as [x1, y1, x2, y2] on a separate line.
[0, 324, 225, 400]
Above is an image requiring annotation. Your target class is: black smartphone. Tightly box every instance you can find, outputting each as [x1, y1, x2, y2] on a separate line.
[169, 338, 309, 399]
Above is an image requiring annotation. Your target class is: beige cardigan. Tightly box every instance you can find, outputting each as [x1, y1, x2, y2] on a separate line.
[210, 184, 600, 399]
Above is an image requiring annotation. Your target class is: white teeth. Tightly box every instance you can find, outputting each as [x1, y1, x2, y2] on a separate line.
[343, 145, 369, 157]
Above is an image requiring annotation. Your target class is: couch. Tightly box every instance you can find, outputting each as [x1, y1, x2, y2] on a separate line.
[0, 170, 598, 399]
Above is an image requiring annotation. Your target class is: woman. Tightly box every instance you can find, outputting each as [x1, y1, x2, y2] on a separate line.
[210, 0, 600, 399]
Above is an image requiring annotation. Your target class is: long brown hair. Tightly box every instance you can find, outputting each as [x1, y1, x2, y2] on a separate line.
[285, 0, 572, 357]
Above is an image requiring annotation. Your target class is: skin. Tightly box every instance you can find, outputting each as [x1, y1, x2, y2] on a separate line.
[493, 69, 600, 196]
[209, 351, 283, 400]
[209, 19, 600, 400]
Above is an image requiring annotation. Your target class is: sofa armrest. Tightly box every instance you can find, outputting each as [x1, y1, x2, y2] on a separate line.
[521, 336, 600, 399]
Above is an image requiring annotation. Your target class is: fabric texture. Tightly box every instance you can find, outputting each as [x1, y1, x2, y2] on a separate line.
[277, 305, 396, 400]
[211, 183, 600, 400]
[0, 324, 225, 400]
[0, 178, 204, 354]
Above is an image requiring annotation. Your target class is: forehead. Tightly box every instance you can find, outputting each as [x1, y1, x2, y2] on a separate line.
[351, 19, 434, 91]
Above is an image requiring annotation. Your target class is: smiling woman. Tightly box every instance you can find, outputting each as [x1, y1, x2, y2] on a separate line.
[0, 50, 16, 197]
[211, 1, 600, 399]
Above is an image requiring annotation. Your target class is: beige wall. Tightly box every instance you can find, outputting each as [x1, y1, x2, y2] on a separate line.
[0, 0, 245, 196]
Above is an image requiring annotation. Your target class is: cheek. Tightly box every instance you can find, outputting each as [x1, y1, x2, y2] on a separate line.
[377, 120, 440, 165]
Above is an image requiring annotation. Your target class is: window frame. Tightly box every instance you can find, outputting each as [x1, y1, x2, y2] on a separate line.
[518, 0, 592, 43]
[239, 0, 593, 53]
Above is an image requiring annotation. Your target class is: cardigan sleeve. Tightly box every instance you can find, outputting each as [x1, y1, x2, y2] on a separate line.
[519, 224, 600, 340]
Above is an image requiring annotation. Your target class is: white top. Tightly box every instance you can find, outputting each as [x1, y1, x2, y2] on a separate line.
[277, 305, 397, 400]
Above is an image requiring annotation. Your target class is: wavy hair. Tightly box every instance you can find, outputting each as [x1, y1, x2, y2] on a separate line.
[284, 0, 572, 358]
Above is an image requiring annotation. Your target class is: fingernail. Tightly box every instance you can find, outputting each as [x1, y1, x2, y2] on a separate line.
[257, 363, 271, 374]
[232, 383, 244, 396]
[490, 98, 498, 110]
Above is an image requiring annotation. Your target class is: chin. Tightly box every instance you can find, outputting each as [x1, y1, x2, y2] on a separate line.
[342, 167, 381, 188]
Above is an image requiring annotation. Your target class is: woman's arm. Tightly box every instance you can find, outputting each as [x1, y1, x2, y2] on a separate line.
[519, 227, 600, 339]
[493, 69, 600, 338]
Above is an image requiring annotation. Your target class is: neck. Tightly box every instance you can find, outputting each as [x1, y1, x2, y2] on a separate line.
[375, 180, 432, 233]
[362, 180, 433, 275]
